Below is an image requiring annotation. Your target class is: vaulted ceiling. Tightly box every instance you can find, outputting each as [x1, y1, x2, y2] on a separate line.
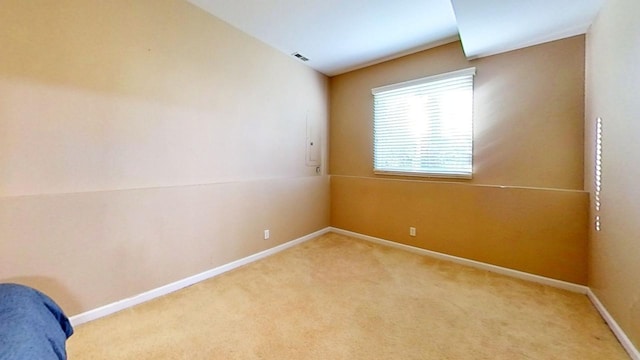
[187, 0, 604, 76]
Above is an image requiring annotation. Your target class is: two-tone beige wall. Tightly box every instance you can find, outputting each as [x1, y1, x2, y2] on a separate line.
[330, 37, 588, 284]
[585, 0, 640, 348]
[0, 0, 606, 324]
[0, 0, 329, 315]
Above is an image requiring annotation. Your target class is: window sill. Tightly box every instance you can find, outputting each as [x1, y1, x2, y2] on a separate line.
[374, 170, 473, 180]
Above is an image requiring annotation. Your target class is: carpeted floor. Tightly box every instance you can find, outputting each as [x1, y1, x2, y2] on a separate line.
[67, 232, 628, 359]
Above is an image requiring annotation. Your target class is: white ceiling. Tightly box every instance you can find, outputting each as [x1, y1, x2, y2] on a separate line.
[187, 0, 604, 76]
[452, 0, 605, 59]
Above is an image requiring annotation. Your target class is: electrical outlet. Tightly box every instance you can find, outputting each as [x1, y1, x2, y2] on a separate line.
[409, 227, 416, 237]
[264, 229, 270, 240]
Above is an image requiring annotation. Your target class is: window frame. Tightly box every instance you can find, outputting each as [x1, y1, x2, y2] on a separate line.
[371, 67, 476, 179]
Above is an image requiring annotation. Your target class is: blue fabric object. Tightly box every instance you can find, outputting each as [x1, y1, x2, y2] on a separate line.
[0, 283, 73, 360]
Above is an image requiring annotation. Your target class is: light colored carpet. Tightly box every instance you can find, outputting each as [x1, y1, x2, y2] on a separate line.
[67, 233, 628, 359]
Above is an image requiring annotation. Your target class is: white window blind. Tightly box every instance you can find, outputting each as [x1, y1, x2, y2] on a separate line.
[372, 67, 475, 178]
[594, 117, 603, 231]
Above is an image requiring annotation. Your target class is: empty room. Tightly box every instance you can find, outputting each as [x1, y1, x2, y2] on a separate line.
[0, 0, 638, 359]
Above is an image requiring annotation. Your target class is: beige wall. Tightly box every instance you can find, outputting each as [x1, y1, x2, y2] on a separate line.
[585, 0, 640, 348]
[331, 37, 585, 190]
[0, 0, 329, 315]
[330, 37, 588, 283]
[331, 177, 588, 284]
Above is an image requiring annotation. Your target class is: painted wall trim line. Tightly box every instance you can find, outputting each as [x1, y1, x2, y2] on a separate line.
[329, 227, 588, 294]
[2, 175, 327, 200]
[587, 289, 640, 360]
[69, 227, 331, 326]
[329, 174, 588, 194]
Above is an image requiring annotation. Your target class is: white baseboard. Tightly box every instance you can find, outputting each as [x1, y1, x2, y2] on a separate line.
[70, 226, 639, 360]
[70, 227, 331, 326]
[331, 228, 640, 358]
[329, 227, 588, 294]
[587, 289, 640, 360]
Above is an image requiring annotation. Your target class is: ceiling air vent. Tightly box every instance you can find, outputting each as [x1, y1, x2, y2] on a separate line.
[292, 52, 309, 62]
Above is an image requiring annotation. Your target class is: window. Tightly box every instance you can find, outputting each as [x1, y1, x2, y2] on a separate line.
[372, 68, 475, 178]
[594, 117, 603, 231]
